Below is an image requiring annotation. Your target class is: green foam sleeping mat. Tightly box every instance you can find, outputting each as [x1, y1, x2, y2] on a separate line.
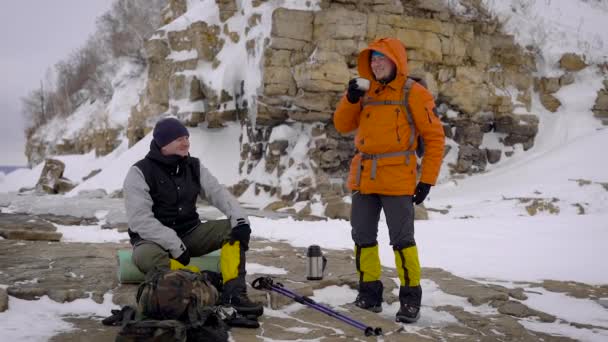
[117, 249, 221, 284]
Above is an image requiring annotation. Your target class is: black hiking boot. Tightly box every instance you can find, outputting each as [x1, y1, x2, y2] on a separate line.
[224, 292, 264, 317]
[354, 294, 382, 313]
[101, 306, 136, 326]
[216, 305, 260, 329]
[396, 304, 420, 323]
[354, 280, 383, 313]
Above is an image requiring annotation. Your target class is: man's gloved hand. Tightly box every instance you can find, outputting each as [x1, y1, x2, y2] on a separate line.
[175, 249, 191, 266]
[412, 182, 432, 205]
[346, 79, 366, 104]
[230, 224, 251, 251]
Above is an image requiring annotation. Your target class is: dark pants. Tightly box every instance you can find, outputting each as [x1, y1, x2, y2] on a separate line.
[351, 193, 421, 307]
[351, 193, 415, 247]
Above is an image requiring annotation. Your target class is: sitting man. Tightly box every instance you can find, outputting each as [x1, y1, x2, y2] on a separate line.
[123, 117, 262, 317]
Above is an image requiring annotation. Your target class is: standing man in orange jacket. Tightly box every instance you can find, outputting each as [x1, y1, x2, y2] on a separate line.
[333, 37, 445, 323]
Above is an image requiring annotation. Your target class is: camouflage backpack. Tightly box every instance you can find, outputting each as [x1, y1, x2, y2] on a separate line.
[136, 268, 219, 321]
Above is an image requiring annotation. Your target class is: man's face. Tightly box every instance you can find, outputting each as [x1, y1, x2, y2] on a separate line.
[371, 54, 396, 81]
[161, 136, 190, 157]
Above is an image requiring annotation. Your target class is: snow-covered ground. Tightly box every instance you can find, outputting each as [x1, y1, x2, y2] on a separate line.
[1, 0, 607, 341]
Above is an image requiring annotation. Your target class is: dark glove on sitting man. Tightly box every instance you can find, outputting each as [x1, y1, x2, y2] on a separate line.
[413, 182, 432, 205]
[175, 248, 191, 266]
[346, 79, 366, 104]
[230, 224, 251, 251]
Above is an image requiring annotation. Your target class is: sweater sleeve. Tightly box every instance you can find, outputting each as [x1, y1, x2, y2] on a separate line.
[123, 166, 186, 258]
[198, 163, 249, 228]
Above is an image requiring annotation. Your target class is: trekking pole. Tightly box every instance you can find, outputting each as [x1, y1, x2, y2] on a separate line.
[252, 276, 382, 336]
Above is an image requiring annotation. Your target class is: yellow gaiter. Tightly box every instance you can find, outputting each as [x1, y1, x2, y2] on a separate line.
[355, 243, 382, 282]
[394, 245, 421, 287]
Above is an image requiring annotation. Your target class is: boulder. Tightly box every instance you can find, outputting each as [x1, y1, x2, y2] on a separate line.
[537, 77, 561, 94]
[486, 149, 502, 164]
[559, 72, 575, 87]
[55, 178, 76, 194]
[324, 199, 350, 220]
[540, 93, 561, 112]
[35, 159, 66, 194]
[593, 89, 608, 115]
[455, 145, 487, 173]
[559, 53, 587, 71]
[454, 123, 483, 147]
[494, 113, 539, 150]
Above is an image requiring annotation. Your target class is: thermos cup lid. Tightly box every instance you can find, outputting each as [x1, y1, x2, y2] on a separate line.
[307, 245, 322, 257]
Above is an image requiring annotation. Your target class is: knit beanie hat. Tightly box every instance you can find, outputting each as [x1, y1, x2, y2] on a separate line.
[153, 118, 189, 148]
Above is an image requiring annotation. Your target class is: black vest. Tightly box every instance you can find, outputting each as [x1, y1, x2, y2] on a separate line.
[132, 141, 201, 238]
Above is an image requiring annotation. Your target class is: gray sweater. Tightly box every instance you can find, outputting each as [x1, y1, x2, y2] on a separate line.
[123, 162, 249, 258]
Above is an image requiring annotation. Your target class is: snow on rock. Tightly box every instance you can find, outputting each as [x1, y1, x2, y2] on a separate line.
[481, 0, 608, 68]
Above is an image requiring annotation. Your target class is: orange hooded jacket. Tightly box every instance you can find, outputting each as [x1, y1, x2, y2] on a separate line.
[333, 37, 445, 196]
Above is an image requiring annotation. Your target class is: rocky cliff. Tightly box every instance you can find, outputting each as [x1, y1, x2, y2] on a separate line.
[25, 0, 607, 218]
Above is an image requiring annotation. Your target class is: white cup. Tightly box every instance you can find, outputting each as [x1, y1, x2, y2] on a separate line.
[355, 77, 370, 91]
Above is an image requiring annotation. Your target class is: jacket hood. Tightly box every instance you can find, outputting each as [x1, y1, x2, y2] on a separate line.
[358, 37, 409, 82]
[146, 140, 189, 167]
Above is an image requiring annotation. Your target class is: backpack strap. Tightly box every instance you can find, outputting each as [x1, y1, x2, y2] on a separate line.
[354, 78, 418, 187]
[360, 78, 417, 151]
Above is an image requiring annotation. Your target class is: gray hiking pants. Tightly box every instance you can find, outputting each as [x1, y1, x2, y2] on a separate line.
[350, 193, 415, 248]
[132, 219, 232, 274]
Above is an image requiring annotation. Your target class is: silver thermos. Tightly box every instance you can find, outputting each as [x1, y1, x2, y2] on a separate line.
[306, 245, 327, 280]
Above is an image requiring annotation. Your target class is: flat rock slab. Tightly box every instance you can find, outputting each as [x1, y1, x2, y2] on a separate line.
[0, 238, 597, 341]
[0, 212, 57, 231]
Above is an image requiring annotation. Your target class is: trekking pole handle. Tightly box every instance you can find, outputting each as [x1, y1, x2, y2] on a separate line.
[252, 276, 274, 290]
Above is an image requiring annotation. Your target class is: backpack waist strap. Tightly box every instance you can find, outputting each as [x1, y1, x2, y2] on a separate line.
[355, 150, 414, 186]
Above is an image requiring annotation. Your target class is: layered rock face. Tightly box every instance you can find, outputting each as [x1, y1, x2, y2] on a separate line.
[125, 0, 544, 215]
[242, 1, 539, 209]
[23, 0, 606, 216]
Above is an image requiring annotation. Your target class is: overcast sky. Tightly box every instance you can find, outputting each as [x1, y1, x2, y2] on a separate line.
[0, 1, 114, 166]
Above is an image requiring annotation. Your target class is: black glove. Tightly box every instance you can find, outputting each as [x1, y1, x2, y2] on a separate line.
[230, 224, 251, 251]
[412, 182, 432, 205]
[175, 248, 191, 266]
[346, 78, 366, 104]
